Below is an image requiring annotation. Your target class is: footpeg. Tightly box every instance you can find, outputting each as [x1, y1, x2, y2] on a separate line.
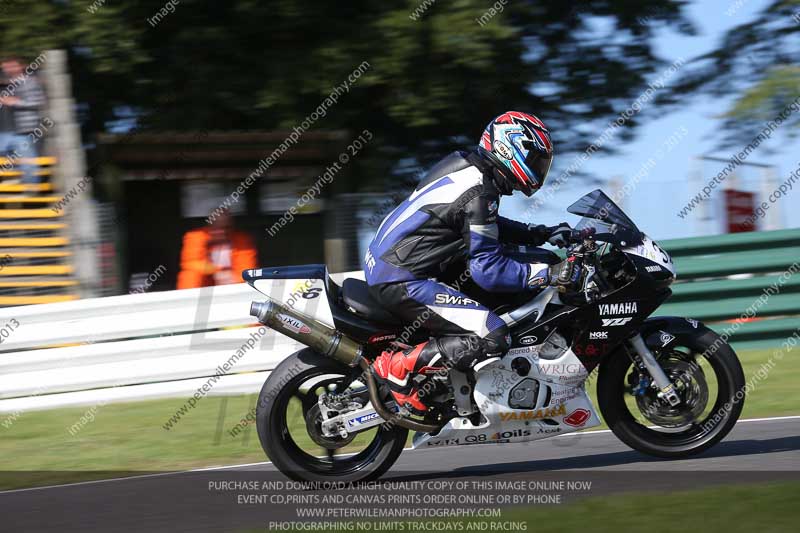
[448, 371, 475, 416]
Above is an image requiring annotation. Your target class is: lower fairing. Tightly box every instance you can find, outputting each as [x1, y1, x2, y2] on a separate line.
[412, 345, 602, 449]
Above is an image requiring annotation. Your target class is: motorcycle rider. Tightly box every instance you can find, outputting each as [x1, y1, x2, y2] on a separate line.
[365, 111, 584, 414]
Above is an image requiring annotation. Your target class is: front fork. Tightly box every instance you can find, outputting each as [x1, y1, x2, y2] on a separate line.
[628, 334, 681, 407]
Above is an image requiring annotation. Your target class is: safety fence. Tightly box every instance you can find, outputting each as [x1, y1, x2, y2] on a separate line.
[659, 228, 800, 350]
[0, 282, 303, 414]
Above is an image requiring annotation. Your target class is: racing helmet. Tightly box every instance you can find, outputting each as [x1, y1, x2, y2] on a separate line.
[478, 111, 553, 196]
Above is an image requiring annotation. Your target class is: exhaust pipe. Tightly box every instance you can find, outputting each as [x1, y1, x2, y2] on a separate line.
[250, 300, 364, 367]
[251, 299, 441, 434]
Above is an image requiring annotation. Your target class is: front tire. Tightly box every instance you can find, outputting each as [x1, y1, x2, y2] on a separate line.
[256, 348, 408, 482]
[598, 326, 745, 458]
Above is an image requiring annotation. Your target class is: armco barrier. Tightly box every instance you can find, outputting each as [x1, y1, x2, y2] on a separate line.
[0, 282, 302, 414]
[660, 228, 800, 350]
[0, 229, 797, 413]
[0, 272, 364, 414]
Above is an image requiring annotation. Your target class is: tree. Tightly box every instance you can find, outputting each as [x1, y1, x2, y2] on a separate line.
[0, 0, 694, 189]
[671, 0, 800, 145]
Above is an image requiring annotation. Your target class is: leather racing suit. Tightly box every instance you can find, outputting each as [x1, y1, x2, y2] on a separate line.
[364, 150, 554, 397]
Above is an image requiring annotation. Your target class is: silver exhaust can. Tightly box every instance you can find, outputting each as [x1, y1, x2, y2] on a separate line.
[250, 300, 364, 366]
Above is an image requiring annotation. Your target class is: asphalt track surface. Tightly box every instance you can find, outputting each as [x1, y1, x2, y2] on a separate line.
[3, 416, 799, 532]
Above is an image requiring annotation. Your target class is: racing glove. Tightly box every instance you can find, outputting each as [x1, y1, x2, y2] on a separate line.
[524, 224, 552, 246]
[545, 222, 573, 248]
[545, 223, 597, 248]
[548, 257, 583, 294]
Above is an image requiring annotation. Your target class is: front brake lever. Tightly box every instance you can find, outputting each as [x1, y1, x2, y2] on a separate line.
[582, 265, 601, 303]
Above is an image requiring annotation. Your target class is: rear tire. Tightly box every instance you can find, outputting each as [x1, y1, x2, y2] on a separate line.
[598, 326, 745, 458]
[256, 348, 408, 482]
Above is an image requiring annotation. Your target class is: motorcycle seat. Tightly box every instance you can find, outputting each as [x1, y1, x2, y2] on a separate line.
[341, 278, 403, 326]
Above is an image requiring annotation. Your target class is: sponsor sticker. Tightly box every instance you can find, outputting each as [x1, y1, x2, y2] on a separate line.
[537, 426, 561, 434]
[426, 438, 461, 447]
[645, 265, 662, 273]
[494, 140, 513, 160]
[588, 331, 608, 340]
[599, 302, 638, 315]
[491, 369, 518, 391]
[601, 317, 634, 327]
[573, 343, 610, 357]
[563, 408, 591, 427]
[368, 333, 396, 344]
[686, 318, 699, 328]
[434, 293, 481, 307]
[659, 331, 676, 347]
[364, 249, 376, 274]
[520, 335, 538, 345]
[499, 403, 567, 422]
[347, 412, 381, 427]
[490, 429, 531, 440]
[506, 346, 536, 356]
[276, 313, 311, 334]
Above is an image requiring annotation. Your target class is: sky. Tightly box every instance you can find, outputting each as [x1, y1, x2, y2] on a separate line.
[503, 0, 800, 242]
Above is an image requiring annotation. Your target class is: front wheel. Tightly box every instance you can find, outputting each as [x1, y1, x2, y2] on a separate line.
[598, 325, 745, 458]
[256, 348, 408, 482]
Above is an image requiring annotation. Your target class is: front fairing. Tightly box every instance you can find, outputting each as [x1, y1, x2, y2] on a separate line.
[505, 190, 677, 372]
[622, 233, 677, 279]
[565, 190, 676, 282]
[568, 189, 644, 248]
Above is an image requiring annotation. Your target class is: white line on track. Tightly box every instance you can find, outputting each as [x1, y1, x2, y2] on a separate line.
[2, 414, 798, 495]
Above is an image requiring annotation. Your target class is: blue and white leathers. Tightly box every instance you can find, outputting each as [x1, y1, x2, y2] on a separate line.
[364, 150, 551, 355]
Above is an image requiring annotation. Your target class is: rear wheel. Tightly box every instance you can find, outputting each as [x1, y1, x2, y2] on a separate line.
[256, 348, 408, 482]
[598, 326, 745, 458]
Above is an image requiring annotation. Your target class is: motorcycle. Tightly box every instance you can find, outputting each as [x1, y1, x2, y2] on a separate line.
[244, 189, 745, 482]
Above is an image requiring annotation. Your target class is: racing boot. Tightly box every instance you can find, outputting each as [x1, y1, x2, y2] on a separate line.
[371, 341, 446, 415]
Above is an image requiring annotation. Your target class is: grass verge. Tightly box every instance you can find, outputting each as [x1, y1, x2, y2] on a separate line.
[0, 348, 796, 490]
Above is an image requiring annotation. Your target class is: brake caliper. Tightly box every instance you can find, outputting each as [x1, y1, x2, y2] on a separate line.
[631, 374, 651, 397]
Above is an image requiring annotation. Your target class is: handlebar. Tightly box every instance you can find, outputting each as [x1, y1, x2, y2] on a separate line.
[563, 228, 605, 302]
[566, 226, 597, 246]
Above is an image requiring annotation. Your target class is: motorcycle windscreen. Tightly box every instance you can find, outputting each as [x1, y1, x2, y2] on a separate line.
[567, 189, 643, 246]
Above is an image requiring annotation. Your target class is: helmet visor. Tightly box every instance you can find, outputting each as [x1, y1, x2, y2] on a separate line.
[525, 149, 553, 185]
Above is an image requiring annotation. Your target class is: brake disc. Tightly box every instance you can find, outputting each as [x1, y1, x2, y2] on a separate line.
[635, 356, 709, 428]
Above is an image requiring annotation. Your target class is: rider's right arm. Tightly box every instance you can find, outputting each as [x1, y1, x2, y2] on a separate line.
[460, 193, 550, 292]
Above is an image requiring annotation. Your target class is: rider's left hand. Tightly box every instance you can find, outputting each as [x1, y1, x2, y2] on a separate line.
[525, 224, 551, 246]
[546, 222, 572, 248]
